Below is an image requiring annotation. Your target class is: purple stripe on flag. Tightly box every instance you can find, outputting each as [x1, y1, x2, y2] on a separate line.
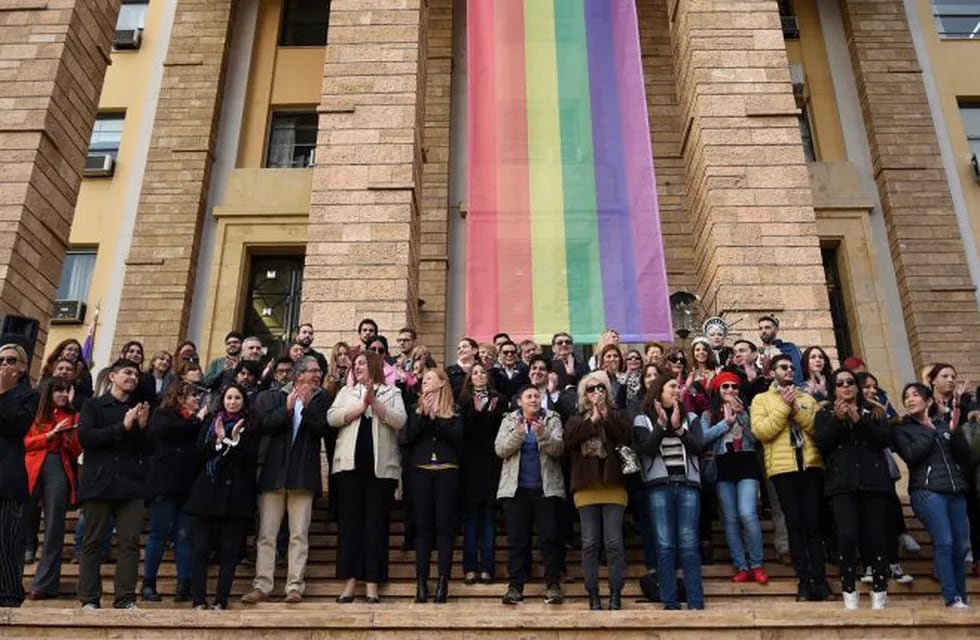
[585, 0, 637, 335]
[611, 2, 673, 340]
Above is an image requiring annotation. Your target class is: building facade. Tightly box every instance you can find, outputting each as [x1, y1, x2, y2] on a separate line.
[4, 0, 980, 394]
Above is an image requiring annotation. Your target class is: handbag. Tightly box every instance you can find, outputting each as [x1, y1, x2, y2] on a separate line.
[615, 444, 641, 475]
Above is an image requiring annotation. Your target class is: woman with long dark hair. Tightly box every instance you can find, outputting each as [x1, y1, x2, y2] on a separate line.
[23, 378, 81, 599]
[458, 362, 505, 585]
[143, 380, 206, 602]
[41, 338, 93, 409]
[328, 351, 407, 603]
[801, 346, 832, 402]
[633, 374, 705, 610]
[446, 337, 478, 400]
[184, 383, 256, 610]
[814, 368, 892, 610]
[892, 383, 971, 609]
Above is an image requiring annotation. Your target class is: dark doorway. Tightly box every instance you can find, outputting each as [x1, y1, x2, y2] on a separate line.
[243, 254, 304, 359]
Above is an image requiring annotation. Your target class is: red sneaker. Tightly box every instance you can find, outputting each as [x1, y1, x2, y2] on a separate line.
[751, 567, 770, 584]
[732, 570, 751, 583]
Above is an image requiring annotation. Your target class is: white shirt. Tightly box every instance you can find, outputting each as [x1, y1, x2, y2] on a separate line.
[292, 396, 304, 443]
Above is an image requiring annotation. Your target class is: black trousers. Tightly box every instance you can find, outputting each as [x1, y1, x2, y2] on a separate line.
[411, 467, 458, 579]
[771, 469, 826, 583]
[502, 490, 562, 589]
[885, 485, 907, 564]
[191, 516, 250, 607]
[78, 498, 143, 607]
[831, 492, 889, 592]
[334, 468, 395, 583]
[0, 500, 25, 607]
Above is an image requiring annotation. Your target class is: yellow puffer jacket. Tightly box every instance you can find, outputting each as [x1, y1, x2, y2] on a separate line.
[750, 384, 823, 477]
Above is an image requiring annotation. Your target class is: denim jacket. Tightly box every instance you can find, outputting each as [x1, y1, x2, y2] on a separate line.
[701, 410, 758, 456]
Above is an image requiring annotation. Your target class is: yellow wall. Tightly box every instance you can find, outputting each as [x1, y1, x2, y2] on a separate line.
[45, 1, 169, 359]
[785, 0, 846, 163]
[237, 0, 324, 168]
[914, 0, 980, 258]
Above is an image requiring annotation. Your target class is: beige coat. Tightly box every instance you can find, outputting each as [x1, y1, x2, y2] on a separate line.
[327, 383, 407, 481]
[495, 410, 565, 499]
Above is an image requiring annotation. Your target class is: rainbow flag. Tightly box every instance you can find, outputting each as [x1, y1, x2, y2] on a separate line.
[465, 0, 673, 344]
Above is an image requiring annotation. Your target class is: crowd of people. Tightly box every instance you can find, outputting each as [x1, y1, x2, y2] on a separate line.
[0, 314, 978, 612]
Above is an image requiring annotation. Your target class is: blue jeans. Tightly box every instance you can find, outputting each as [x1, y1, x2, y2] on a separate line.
[462, 503, 496, 576]
[716, 479, 763, 571]
[144, 497, 192, 583]
[910, 490, 969, 605]
[649, 484, 704, 609]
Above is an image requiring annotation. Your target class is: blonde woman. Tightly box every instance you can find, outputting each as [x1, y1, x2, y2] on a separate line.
[564, 371, 631, 610]
[405, 368, 463, 603]
[327, 352, 407, 604]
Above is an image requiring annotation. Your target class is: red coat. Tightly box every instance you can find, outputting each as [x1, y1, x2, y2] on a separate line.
[24, 408, 82, 504]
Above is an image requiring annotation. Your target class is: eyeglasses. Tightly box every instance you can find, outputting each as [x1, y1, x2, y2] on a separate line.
[836, 379, 856, 388]
[554, 339, 572, 346]
[0, 356, 19, 365]
[501, 350, 517, 356]
[304, 368, 322, 375]
[719, 383, 738, 391]
[585, 384, 605, 393]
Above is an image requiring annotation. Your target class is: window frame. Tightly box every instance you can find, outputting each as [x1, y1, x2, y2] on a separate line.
[89, 113, 126, 159]
[264, 109, 319, 169]
[959, 103, 980, 159]
[278, 0, 331, 47]
[932, 1, 980, 39]
[116, 0, 149, 31]
[55, 249, 98, 302]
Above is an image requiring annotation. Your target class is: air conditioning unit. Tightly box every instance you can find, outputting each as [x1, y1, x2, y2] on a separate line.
[781, 16, 800, 39]
[84, 153, 115, 178]
[307, 148, 317, 167]
[972, 154, 980, 184]
[51, 300, 87, 325]
[789, 64, 805, 96]
[113, 29, 143, 50]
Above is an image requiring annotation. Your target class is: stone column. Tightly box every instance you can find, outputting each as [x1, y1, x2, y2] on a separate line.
[302, 0, 428, 346]
[113, 0, 236, 355]
[669, 0, 835, 349]
[840, 0, 980, 378]
[0, 1, 118, 360]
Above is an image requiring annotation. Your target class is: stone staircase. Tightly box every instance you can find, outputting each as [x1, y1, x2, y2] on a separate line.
[4, 499, 979, 638]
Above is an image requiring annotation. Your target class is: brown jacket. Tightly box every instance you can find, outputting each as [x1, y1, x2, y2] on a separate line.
[564, 409, 631, 494]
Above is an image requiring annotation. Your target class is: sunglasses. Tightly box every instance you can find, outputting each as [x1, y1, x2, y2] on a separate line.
[369, 347, 386, 354]
[776, 364, 794, 371]
[501, 350, 517, 355]
[585, 384, 605, 393]
[668, 356, 686, 364]
[0, 356, 19, 365]
[626, 355, 641, 361]
[836, 379, 856, 388]
[719, 383, 738, 391]
[554, 339, 572, 346]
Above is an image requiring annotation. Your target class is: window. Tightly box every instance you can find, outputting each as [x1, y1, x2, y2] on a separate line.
[89, 114, 125, 159]
[822, 247, 854, 361]
[798, 105, 817, 162]
[56, 250, 97, 302]
[116, 0, 149, 31]
[279, 0, 331, 46]
[778, 0, 799, 39]
[933, 1, 980, 38]
[960, 104, 980, 158]
[265, 111, 318, 168]
[243, 254, 305, 358]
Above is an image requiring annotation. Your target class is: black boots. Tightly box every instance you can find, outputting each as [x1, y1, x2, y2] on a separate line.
[174, 580, 192, 603]
[415, 576, 429, 603]
[434, 576, 449, 603]
[587, 589, 602, 610]
[141, 579, 161, 602]
[609, 589, 622, 611]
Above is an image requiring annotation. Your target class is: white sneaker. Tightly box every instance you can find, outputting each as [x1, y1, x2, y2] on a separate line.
[890, 563, 914, 584]
[899, 533, 920, 554]
[870, 591, 887, 610]
[966, 549, 974, 564]
[81, 603, 99, 611]
[194, 604, 209, 611]
[949, 597, 969, 609]
[843, 590, 859, 610]
[117, 602, 139, 611]
[860, 566, 873, 584]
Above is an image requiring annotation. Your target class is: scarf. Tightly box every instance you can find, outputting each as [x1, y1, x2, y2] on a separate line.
[204, 410, 241, 479]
